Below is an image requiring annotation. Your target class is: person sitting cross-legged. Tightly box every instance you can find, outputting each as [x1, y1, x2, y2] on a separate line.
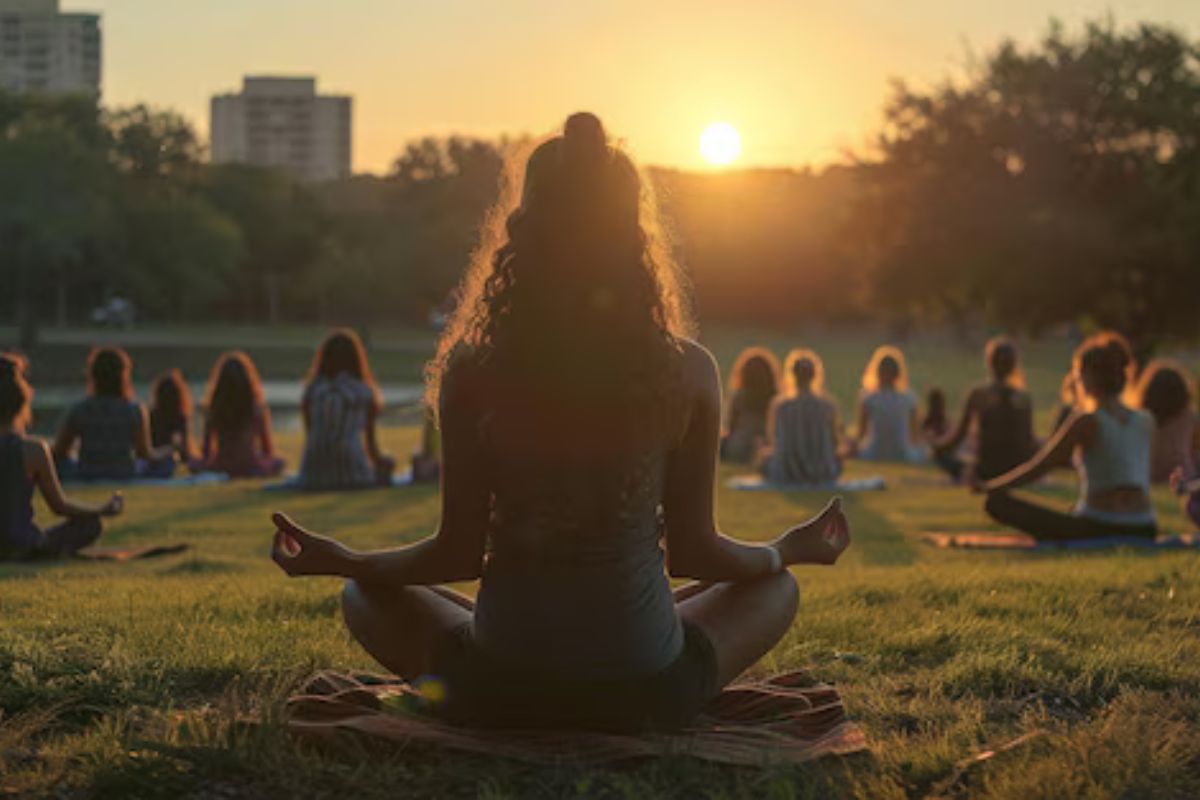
[982, 332, 1156, 541]
[1, 353, 123, 560]
[269, 113, 851, 733]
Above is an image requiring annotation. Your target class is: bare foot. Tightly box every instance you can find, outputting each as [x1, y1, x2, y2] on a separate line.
[773, 497, 851, 566]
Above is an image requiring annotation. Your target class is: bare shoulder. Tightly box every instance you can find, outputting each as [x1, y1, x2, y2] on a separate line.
[678, 338, 720, 392]
[20, 437, 51, 470]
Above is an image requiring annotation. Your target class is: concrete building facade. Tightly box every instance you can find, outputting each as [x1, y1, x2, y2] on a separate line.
[0, 0, 101, 96]
[210, 76, 352, 182]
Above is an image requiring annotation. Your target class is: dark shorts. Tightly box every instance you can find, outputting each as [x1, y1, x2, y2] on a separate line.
[431, 620, 719, 733]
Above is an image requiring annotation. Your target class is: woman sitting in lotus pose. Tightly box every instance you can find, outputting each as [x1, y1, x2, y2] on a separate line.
[1, 354, 123, 560]
[983, 331, 1156, 541]
[269, 113, 850, 732]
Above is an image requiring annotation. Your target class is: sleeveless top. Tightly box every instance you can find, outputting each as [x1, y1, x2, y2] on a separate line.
[471, 405, 684, 680]
[861, 389, 921, 462]
[0, 433, 39, 551]
[763, 394, 841, 486]
[975, 383, 1037, 480]
[1149, 413, 1197, 485]
[1077, 406, 1153, 498]
[66, 396, 142, 475]
[299, 374, 376, 489]
[206, 405, 270, 476]
[721, 390, 769, 463]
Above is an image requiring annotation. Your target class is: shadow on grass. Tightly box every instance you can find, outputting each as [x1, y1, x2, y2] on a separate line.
[785, 491, 919, 566]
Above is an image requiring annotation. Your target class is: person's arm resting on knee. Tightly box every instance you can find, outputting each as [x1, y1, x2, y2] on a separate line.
[271, 363, 487, 585]
[662, 342, 849, 581]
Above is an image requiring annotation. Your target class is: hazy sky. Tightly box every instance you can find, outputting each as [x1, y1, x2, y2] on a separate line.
[65, 0, 1200, 174]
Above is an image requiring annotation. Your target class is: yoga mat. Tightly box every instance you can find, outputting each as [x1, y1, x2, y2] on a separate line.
[61, 473, 228, 488]
[727, 475, 886, 492]
[75, 543, 191, 561]
[263, 470, 415, 492]
[285, 669, 867, 766]
[920, 531, 1200, 550]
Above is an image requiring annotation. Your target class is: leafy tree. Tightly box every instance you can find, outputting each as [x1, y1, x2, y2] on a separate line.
[853, 19, 1200, 354]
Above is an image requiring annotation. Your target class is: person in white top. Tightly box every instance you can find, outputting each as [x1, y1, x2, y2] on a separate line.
[983, 331, 1156, 540]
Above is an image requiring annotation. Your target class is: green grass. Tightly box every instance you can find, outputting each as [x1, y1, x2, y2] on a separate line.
[2, 425, 1198, 799]
[3, 329, 1200, 798]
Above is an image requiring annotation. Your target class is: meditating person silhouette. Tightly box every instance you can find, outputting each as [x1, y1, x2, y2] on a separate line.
[269, 112, 850, 732]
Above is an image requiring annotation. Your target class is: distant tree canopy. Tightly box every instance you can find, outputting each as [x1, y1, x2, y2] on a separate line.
[852, 19, 1200, 353]
[3, 18, 1200, 352]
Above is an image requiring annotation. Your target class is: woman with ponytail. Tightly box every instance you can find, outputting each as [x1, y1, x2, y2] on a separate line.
[1, 353, 122, 559]
[983, 332, 1156, 540]
[932, 337, 1037, 486]
[268, 113, 850, 732]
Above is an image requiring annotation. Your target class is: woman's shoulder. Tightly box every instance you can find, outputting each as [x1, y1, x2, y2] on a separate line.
[677, 338, 719, 393]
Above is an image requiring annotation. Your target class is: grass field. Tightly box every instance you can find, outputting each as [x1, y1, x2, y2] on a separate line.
[2, 331, 1200, 798]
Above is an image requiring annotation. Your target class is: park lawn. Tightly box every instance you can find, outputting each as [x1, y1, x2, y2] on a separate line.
[1, 426, 1198, 799]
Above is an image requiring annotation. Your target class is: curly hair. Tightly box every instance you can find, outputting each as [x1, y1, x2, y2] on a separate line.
[1135, 359, 1194, 426]
[425, 112, 693, 435]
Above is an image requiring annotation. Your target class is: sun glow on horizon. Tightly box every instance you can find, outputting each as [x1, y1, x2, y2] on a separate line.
[699, 122, 742, 167]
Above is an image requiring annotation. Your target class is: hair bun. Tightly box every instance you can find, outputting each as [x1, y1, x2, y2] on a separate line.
[563, 112, 607, 158]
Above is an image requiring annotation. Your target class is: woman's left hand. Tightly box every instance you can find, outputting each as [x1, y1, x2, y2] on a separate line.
[270, 512, 353, 577]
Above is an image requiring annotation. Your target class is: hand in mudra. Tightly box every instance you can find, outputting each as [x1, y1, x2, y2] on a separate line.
[270, 512, 351, 577]
[773, 497, 851, 566]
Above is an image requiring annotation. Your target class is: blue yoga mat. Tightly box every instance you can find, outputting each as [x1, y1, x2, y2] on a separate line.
[727, 475, 886, 492]
[262, 470, 416, 492]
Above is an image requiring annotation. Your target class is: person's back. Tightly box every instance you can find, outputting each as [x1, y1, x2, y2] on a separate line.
[299, 374, 376, 489]
[861, 388, 918, 462]
[67, 396, 141, 478]
[975, 383, 1036, 481]
[468, 361, 683, 678]
[1150, 412, 1197, 484]
[763, 393, 840, 486]
[1077, 404, 1153, 513]
[0, 431, 38, 552]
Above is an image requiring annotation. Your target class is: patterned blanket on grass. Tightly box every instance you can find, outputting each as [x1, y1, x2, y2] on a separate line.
[285, 669, 868, 766]
[921, 531, 1200, 550]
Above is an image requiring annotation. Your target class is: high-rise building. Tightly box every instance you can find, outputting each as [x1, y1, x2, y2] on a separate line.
[0, 0, 101, 96]
[210, 76, 352, 182]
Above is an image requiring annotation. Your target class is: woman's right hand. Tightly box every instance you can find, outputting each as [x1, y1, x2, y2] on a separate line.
[772, 497, 850, 566]
[101, 492, 124, 517]
[271, 512, 353, 577]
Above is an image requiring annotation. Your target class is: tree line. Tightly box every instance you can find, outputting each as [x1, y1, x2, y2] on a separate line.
[3, 19, 1198, 354]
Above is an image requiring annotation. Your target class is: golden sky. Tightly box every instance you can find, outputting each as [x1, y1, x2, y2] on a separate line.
[67, 0, 1200, 174]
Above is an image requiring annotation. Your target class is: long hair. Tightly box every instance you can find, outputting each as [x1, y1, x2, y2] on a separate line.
[781, 348, 824, 398]
[0, 352, 33, 428]
[1135, 359, 1194, 427]
[425, 112, 692, 438]
[862, 345, 908, 393]
[306, 328, 381, 410]
[87, 347, 133, 400]
[205, 351, 264, 434]
[1072, 331, 1135, 406]
[985, 336, 1025, 390]
[151, 369, 192, 430]
[729, 347, 781, 415]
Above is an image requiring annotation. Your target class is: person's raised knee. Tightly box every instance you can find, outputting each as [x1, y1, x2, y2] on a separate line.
[771, 568, 800, 616]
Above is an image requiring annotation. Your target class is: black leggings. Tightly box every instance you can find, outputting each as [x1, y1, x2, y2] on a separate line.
[984, 492, 1156, 542]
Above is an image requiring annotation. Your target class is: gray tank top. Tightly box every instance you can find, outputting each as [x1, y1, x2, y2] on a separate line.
[472, 440, 684, 680]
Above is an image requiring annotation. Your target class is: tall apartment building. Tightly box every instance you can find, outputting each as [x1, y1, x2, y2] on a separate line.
[210, 76, 352, 182]
[0, 0, 101, 96]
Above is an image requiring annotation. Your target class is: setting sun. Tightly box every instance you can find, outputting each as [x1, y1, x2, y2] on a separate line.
[699, 122, 742, 166]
